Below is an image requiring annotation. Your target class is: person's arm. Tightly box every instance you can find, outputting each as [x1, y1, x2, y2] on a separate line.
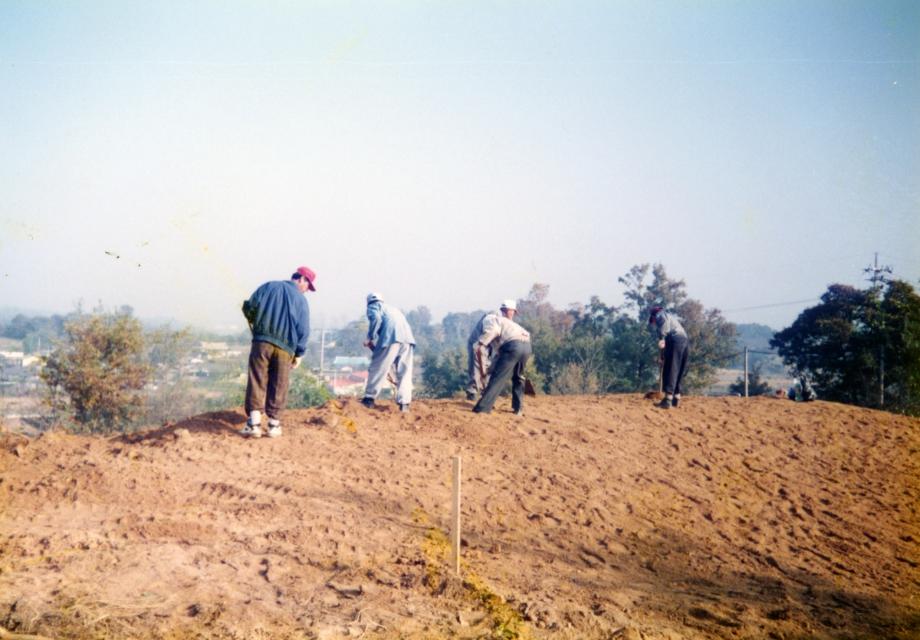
[242, 299, 255, 329]
[365, 304, 382, 349]
[294, 298, 310, 357]
[242, 287, 262, 329]
[653, 315, 666, 349]
[477, 315, 501, 348]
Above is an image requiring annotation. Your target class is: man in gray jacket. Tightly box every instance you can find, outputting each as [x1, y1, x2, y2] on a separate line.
[472, 300, 532, 415]
[361, 293, 416, 412]
[649, 306, 689, 409]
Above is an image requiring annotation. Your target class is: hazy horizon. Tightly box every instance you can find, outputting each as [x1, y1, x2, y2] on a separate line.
[2, 1, 918, 333]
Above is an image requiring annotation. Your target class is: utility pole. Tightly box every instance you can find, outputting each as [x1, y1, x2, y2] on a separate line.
[864, 253, 892, 407]
[319, 328, 326, 375]
[743, 346, 749, 398]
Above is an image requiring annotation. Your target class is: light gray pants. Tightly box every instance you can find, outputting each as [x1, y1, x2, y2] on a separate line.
[364, 342, 414, 405]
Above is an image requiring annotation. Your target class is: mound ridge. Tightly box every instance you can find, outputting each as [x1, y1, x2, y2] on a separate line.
[1, 395, 918, 639]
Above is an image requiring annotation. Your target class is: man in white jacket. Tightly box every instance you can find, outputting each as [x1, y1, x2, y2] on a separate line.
[472, 300, 532, 415]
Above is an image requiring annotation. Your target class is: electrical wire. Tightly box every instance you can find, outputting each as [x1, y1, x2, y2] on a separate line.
[722, 298, 820, 313]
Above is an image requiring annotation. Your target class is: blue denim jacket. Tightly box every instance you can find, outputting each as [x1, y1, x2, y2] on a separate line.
[242, 280, 310, 356]
[366, 302, 416, 355]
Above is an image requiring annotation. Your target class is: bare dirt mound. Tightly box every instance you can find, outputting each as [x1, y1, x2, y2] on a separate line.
[1, 395, 918, 639]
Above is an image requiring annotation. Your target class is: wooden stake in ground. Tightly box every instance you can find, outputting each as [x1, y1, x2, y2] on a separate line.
[451, 455, 462, 575]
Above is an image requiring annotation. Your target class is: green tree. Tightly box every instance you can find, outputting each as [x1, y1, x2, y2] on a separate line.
[675, 299, 737, 390]
[515, 284, 574, 392]
[880, 280, 920, 414]
[41, 309, 150, 433]
[331, 317, 370, 358]
[729, 363, 772, 397]
[441, 310, 488, 352]
[2, 314, 37, 340]
[772, 284, 873, 406]
[772, 280, 920, 414]
[205, 382, 246, 412]
[287, 367, 332, 408]
[406, 305, 444, 356]
[511, 268, 735, 395]
[620, 263, 688, 321]
[144, 326, 199, 424]
[2, 313, 68, 352]
[420, 349, 467, 398]
[618, 264, 736, 391]
[604, 313, 658, 391]
[549, 362, 600, 395]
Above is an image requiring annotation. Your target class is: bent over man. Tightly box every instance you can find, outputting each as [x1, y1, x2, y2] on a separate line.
[362, 293, 416, 412]
[472, 300, 531, 415]
[649, 306, 689, 409]
[241, 266, 316, 438]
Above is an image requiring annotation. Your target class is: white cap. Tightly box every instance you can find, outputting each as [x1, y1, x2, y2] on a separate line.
[500, 299, 517, 311]
[367, 292, 383, 304]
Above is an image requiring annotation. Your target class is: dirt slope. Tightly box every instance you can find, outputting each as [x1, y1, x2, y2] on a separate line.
[1, 395, 918, 639]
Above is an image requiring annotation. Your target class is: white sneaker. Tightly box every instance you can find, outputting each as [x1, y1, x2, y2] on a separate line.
[267, 424, 282, 438]
[241, 422, 262, 438]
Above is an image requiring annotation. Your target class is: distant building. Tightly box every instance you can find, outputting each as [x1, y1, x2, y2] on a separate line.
[332, 356, 370, 370]
[329, 370, 368, 397]
[198, 342, 243, 359]
[0, 351, 25, 367]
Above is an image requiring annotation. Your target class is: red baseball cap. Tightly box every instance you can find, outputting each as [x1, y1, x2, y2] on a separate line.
[294, 266, 317, 291]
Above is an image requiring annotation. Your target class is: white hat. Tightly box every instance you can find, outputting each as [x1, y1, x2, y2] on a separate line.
[367, 292, 383, 304]
[500, 299, 517, 311]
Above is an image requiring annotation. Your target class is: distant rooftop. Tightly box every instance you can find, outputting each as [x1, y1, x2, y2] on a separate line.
[332, 356, 370, 369]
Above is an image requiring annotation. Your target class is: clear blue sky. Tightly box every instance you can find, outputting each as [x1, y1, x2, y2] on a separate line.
[1, 1, 917, 332]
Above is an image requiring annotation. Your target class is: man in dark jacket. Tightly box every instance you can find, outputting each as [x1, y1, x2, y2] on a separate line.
[649, 306, 689, 409]
[241, 266, 316, 438]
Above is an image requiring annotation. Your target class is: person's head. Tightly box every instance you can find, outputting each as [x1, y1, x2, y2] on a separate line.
[648, 306, 663, 324]
[367, 292, 383, 305]
[500, 299, 517, 319]
[292, 266, 317, 293]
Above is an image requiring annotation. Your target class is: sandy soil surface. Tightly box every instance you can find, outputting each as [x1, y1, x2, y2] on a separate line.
[1, 394, 918, 639]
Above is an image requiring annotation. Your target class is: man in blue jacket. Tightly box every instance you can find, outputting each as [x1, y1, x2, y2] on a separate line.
[361, 293, 416, 412]
[240, 266, 316, 438]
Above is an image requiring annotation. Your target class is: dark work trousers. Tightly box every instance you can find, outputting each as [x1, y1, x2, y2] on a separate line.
[473, 339, 532, 414]
[245, 341, 294, 420]
[662, 334, 689, 396]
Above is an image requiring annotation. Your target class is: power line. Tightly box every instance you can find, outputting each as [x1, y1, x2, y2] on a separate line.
[722, 297, 820, 313]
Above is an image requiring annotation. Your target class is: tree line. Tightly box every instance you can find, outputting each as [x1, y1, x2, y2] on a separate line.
[2, 305, 327, 433]
[6, 263, 918, 433]
[411, 264, 737, 398]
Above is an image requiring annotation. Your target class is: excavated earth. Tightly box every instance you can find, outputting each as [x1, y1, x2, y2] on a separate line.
[0, 394, 918, 639]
